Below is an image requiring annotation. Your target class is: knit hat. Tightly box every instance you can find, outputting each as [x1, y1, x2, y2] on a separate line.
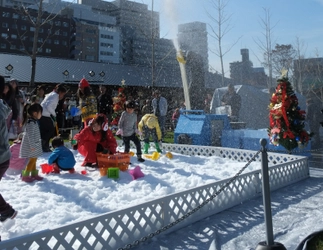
[79, 78, 89, 88]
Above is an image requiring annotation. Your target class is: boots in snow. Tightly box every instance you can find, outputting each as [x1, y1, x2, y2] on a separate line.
[154, 142, 162, 153]
[21, 170, 34, 182]
[137, 155, 145, 162]
[31, 170, 43, 181]
[52, 163, 60, 174]
[143, 143, 149, 154]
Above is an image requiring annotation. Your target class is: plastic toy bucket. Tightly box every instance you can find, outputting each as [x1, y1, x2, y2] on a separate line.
[40, 163, 53, 174]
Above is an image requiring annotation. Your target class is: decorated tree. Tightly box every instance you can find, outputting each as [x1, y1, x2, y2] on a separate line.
[268, 74, 311, 151]
[110, 81, 127, 127]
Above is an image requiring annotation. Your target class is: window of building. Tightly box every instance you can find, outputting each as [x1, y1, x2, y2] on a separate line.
[46, 48, 51, 53]
[30, 27, 35, 32]
[21, 25, 26, 31]
[54, 30, 60, 35]
[62, 41, 67, 46]
[11, 24, 17, 29]
[2, 23, 8, 28]
[85, 55, 95, 61]
[47, 39, 51, 44]
[37, 47, 42, 53]
[2, 12, 10, 18]
[54, 40, 59, 45]
[85, 29, 96, 34]
[62, 22, 69, 27]
[62, 31, 68, 36]
[12, 13, 19, 19]
[39, 28, 43, 33]
[21, 16, 27, 21]
[1, 43, 6, 49]
[11, 34, 17, 39]
[55, 21, 61, 26]
[87, 38, 96, 44]
[1, 33, 8, 39]
[100, 51, 113, 56]
[38, 37, 43, 43]
[10, 44, 16, 50]
[19, 45, 24, 50]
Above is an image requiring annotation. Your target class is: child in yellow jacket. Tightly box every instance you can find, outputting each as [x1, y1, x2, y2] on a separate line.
[138, 114, 162, 154]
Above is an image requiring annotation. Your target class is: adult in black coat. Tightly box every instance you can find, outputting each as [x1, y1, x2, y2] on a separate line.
[97, 85, 113, 123]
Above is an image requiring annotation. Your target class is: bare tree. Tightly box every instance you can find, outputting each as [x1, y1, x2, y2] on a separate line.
[206, 0, 241, 87]
[13, 1, 72, 87]
[253, 8, 277, 91]
[270, 44, 296, 76]
[293, 36, 307, 93]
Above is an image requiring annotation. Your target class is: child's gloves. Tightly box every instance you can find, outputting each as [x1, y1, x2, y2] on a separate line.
[135, 129, 142, 136]
[116, 129, 123, 136]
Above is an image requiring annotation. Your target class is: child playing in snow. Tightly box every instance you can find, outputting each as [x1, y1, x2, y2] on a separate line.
[138, 113, 162, 154]
[19, 103, 44, 182]
[73, 114, 117, 167]
[48, 136, 76, 174]
[117, 100, 145, 162]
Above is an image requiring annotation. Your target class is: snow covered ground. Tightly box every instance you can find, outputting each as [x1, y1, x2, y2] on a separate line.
[1, 144, 261, 242]
[1, 144, 322, 250]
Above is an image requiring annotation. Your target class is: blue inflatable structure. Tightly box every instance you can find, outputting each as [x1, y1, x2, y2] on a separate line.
[174, 110, 311, 155]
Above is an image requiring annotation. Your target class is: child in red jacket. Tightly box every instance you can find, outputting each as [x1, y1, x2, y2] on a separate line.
[73, 114, 117, 167]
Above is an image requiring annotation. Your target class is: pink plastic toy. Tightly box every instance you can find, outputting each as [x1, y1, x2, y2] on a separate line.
[6, 143, 28, 175]
[128, 166, 145, 180]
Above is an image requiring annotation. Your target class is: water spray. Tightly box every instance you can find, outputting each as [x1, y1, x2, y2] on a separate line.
[176, 50, 191, 110]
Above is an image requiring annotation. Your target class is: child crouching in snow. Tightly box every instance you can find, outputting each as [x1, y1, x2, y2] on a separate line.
[19, 103, 44, 182]
[73, 114, 117, 167]
[48, 136, 76, 174]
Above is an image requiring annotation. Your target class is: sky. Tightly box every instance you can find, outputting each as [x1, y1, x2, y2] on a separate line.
[125, 0, 323, 75]
[1, 142, 323, 249]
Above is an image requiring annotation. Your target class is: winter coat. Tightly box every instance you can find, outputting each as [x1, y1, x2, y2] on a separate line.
[19, 118, 43, 158]
[74, 126, 117, 165]
[138, 114, 162, 141]
[41, 91, 59, 118]
[97, 93, 113, 116]
[0, 100, 12, 164]
[118, 111, 138, 137]
[152, 96, 168, 117]
[79, 93, 97, 122]
[48, 146, 76, 169]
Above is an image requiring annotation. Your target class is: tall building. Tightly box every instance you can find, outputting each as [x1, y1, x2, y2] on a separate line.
[230, 48, 267, 87]
[0, 6, 73, 59]
[80, 0, 163, 66]
[177, 22, 209, 71]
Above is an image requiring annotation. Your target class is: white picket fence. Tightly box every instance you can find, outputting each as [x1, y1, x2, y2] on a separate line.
[0, 144, 309, 250]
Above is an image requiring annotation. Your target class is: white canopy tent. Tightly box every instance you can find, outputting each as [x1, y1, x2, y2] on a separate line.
[210, 84, 307, 129]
